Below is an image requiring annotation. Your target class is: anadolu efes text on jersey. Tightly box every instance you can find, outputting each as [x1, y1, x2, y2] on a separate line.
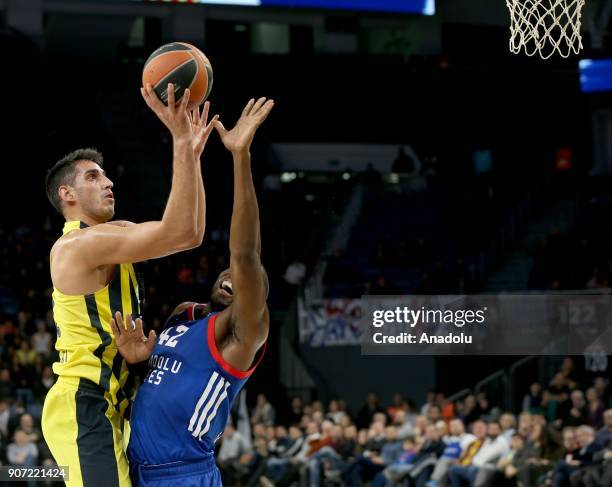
[128, 309, 265, 466]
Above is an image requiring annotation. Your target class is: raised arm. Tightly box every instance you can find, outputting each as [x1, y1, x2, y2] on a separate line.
[191, 101, 217, 240]
[62, 84, 215, 267]
[214, 98, 274, 368]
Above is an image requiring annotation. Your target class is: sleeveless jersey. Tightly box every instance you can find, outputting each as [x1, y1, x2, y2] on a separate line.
[128, 309, 264, 466]
[51, 220, 140, 414]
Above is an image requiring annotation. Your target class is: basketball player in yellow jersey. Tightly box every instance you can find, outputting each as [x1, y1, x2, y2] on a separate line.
[42, 84, 217, 487]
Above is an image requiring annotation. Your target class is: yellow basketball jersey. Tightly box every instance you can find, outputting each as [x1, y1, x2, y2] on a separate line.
[51, 220, 140, 415]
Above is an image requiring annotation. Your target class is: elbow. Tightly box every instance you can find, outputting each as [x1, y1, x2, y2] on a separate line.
[174, 228, 203, 251]
[196, 221, 205, 245]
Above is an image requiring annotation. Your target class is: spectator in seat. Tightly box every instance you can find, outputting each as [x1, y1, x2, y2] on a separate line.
[356, 393, 385, 429]
[575, 410, 612, 487]
[518, 412, 534, 439]
[462, 395, 484, 427]
[326, 400, 345, 424]
[523, 383, 543, 413]
[515, 421, 564, 487]
[427, 418, 477, 487]
[395, 409, 416, 440]
[243, 436, 271, 487]
[261, 425, 305, 484]
[388, 393, 408, 419]
[587, 434, 612, 487]
[428, 405, 443, 424]
[0, 369, 14, 400]
[447, 421, 509, 487]
[0, 398, 11, 438]
[371, 436, 418, 487]
[551, 425, 597, 487]
[19, 413, 41, 444]
[252, 394, 276, 426]
[421, 391, 437, 418]
[593, 378, 609, 406]
[489, 433, 532, 487]
[218, 423, 252, 484]
[306, 424, 353, 487]
[586, 388, 605, 430]
[562, 390, 588, 428]
[31, 320, 52, 357]
[35, 366, 54, 398]
[8, 428, 38, 466]
[287, 397, 303, 426]
[342, 425, 403, 486]
[401, 423, 447, 486]
[499, 413, 517, 442]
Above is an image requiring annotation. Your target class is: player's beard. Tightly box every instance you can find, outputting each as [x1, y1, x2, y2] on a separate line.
[81, 199, 115, 223]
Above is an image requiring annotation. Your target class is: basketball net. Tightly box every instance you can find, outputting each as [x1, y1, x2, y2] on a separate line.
[506, 0, 585, 59]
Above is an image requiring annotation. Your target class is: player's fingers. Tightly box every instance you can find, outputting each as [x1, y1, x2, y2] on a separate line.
[145, 84, 164, 112]
[251, 97, 267, 115]
[212, 119, 227, 136]
[141, 87, 155, 110]
[110, 318, 121, 339]
[114, 311, 126, 330]
[125, 313, 135, 333]
[242, 98, 255, 117]
[135, 317, 144, 337]
[201, 101, 210, 126]
[147, 330, 157, 346]
[204, 115, 219, 136]
[179, 88, 191, 113]
[257, 100, 275, 123]
[167, 83, 176, 109]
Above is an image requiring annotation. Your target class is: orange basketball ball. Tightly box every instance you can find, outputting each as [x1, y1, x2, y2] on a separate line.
[142, 42, 213, 110]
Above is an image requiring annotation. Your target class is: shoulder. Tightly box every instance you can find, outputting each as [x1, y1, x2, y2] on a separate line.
[54, 224, 127, 255]
[106, 220, 136, 228]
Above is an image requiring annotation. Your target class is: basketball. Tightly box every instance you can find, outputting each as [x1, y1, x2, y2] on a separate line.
[142, 42, 213, 110]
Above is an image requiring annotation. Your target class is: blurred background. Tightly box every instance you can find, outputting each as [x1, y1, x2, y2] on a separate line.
[0, 0, 611, 485]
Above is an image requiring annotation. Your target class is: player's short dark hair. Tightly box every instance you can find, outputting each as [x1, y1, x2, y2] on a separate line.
[45, 148, 104, 214]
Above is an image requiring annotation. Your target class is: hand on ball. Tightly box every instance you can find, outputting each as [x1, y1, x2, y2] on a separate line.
[141, 83, 194, 140]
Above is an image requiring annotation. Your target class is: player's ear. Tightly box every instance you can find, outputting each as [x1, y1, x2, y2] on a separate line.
[58, 184, 76, 204]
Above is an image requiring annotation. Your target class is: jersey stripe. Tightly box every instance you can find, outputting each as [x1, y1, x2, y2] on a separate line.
[84, 295, 112, 391]
[128, 266, 140, 317]
[188, 372, 219, 432]
[192, 376, 226, 437]
[109, 268, 126, 411]
[199, 382, 230, 438]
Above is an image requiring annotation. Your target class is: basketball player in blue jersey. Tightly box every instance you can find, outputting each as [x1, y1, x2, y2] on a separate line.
[110, 96, 275, 487]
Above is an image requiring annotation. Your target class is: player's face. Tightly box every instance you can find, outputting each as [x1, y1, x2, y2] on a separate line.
[72, 161, 115, 222]
[210, 268, 233, 310]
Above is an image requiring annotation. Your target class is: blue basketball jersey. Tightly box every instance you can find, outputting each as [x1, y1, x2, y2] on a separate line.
[128, 308, 264, 466]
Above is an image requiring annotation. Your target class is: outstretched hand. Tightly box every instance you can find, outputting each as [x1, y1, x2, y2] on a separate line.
[110, 311, 157, 364]
[190, 101, 218, 160]
[214, 97, 274, 155]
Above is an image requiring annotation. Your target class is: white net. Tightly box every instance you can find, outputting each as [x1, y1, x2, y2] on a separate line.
[506, 0, 586, 59]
